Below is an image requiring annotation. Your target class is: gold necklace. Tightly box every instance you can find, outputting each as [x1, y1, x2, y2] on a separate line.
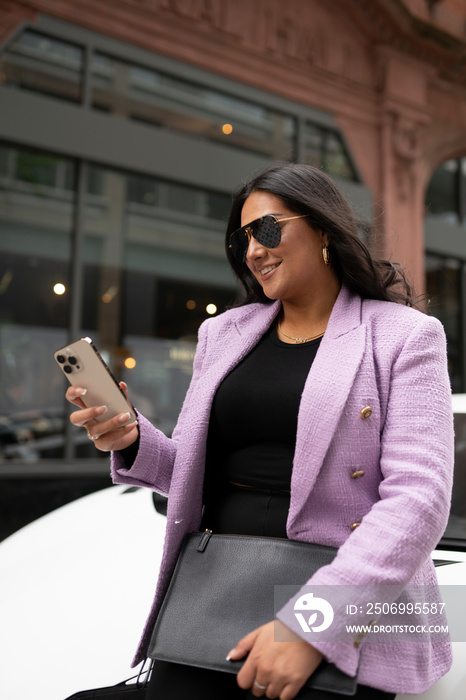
[277, 322, 325, 344]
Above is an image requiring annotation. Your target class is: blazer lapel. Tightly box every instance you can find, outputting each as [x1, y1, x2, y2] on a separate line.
[289, 287, 367, 523]
[177, 301, 282, 487]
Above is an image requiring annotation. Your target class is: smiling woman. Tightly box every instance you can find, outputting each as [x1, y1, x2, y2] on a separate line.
[65, 163, 453, 700]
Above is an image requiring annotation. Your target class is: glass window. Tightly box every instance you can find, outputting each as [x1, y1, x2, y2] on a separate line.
[0, 29, 83, 103]
[445, 410, 466, 539]
[90, 53, 296, 160]
[324, 132, 356, 181]
[303, 123, 357, 181]
[87, 165, 106, 197]
[425, 254, 463, 392]
[0, 145, 237, 464]
[126, 173, 230, 221]
[0, 144, 76, 463]
[166, 183, 201, 216]
[207, 191, 231, 221]
[302, 124, 322, 169]
[425, 160, 460, 223]
[80, 165, 235, 440]
[127, 175, 161, 207]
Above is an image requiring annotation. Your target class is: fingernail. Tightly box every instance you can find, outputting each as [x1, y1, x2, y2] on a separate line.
[95, 405, 107, 416]
[118, 412, 131, 423]
[226, 649, 235, 661]
[75, 388, 87, 396]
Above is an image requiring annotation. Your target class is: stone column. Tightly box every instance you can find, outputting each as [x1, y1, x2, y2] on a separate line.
[376, 49, 432, 300]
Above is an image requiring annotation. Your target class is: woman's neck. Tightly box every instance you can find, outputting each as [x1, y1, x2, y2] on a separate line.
[279, 282, 341, 336]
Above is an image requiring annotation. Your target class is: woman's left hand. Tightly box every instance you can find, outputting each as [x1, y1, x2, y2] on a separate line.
[227, 620, 323, 699]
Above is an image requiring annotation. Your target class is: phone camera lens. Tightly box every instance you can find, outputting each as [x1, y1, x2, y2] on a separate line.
[57, 355, 65, 364]
[64, 365, 72, 374]
[68, 356, 77, 365]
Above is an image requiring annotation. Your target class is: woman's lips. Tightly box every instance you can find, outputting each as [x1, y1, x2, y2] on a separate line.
[259, 262, 281, 279]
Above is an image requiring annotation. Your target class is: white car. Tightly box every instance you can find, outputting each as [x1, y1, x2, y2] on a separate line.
[0, 485, 166, 700]
[1, 398, 466, 700]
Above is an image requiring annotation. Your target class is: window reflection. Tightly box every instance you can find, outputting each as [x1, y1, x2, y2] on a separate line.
[125, 172, 230, 220]
[80, 165, 235, 440]
[119, 335, 197, 436]
[426, 254, 463, 393]
[0, 144, 76, 462]
[90, 53, 295, 159]
[425, 159, 460, 223]
[0, 30, 83, 103]
[0, 146, 238, 464]
[303, 123, 357, 181]
[81, 167, 235, 329]
[445, 412, 466, 539]
[0, 326, 69, 461]
[0, 146, 75, 194]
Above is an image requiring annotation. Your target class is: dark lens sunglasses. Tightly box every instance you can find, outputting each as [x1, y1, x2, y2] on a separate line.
[228, 214, 309, 263]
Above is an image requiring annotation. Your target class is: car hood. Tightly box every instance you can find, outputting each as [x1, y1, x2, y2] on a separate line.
[0, 485, 166, 700]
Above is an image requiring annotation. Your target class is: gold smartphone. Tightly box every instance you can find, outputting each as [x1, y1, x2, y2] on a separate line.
[54, 337, 136, 424]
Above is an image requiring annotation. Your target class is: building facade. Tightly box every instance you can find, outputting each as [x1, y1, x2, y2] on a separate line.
[1, 0, 466, 519]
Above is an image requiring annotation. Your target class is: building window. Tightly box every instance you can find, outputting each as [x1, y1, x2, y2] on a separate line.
[90, 53, 296, 160]
[425, 158, 466, 224]
[126, 173, 231, 220]
[2, 147, 76, 193]
[0, 143, 76, 461]
[0, 24, 362, 181]
[0, 29, 83, 103]
[0, 145, 235, 464]
[425, 158, 466, 392]
[425, 255, 463, 393]
[303, 123, 358, 181]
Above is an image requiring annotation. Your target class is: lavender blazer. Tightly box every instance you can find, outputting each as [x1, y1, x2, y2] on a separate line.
[111, 285, 454, 694]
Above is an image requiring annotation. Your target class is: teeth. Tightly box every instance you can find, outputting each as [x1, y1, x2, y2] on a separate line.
[260, 264, 279, 276]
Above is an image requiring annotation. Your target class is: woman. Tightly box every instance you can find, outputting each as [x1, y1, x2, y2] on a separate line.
[67, 164, 454, 700]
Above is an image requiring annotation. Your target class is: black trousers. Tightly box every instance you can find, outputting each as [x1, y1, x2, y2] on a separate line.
[144, 661, 396, 700]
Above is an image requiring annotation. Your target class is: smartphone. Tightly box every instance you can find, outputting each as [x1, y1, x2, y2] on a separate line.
[54, 337, 136, 425]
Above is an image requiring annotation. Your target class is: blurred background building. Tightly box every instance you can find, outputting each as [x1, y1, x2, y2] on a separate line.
[1, 0, 466, 536]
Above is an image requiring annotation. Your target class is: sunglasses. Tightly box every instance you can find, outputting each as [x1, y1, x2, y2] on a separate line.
[228, 214, 309, 263]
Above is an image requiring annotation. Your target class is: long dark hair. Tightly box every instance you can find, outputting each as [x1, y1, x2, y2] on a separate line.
[225, 163, 415, 307]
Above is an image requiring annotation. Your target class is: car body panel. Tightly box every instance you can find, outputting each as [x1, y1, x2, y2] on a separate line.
[0, 486, 165, 700]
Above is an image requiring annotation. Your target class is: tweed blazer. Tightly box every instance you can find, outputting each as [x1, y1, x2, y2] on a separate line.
[111, 284, 454, 694]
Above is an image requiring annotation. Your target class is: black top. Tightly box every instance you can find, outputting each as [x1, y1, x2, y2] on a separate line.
[202, 324, 321, 537]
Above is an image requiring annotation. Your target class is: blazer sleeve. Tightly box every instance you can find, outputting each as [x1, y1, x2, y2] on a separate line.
[276, 313, 454, 677]
[110, 319, 209, 494]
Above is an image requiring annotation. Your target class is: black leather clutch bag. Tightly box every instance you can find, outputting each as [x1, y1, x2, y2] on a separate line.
[148, 531, 358, 696]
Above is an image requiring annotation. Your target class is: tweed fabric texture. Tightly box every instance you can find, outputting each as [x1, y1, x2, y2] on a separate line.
[111, 285, 454, 694]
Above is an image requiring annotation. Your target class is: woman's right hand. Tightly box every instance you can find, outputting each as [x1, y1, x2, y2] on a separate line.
[66, 382, 139, 452]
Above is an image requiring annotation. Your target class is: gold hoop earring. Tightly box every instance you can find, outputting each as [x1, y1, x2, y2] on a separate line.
[322, 245, 330, 266]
